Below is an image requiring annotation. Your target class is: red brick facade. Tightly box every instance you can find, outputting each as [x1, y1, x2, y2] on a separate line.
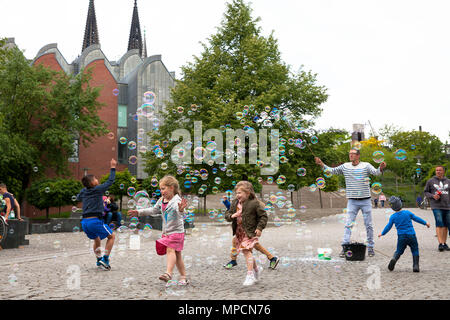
[25, 54, 127, 218]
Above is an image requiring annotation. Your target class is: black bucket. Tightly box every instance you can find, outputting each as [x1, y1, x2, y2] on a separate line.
[343, 242, 366, 261]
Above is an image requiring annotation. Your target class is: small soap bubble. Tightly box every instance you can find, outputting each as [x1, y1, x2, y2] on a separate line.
[297, 168, 307, 177]
[371, 182, 382, 195]
[129, 156, 138, 165]
[394, 149, 407, 161]
[276, 175, 286, 185]
[372, 151, 385, 164]
[128, 141, 137, 150]
[127, 187, 136, 197]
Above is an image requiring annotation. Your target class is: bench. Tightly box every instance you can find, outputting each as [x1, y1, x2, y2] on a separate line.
[1, 220, 30, 249]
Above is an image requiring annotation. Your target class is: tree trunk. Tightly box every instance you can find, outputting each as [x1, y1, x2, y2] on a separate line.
[203, 195, 207, 215]
[19, 173, 31, 217]
[46, 207, 49, 220]
[319, 188, 323, 209]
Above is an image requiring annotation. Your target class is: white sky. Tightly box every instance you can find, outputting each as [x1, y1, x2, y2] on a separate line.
[1, 0, 450, 144]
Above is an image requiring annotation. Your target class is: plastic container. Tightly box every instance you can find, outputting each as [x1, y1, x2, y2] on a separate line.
[342, 242, 366, 261]
[317, 248, 332, 260]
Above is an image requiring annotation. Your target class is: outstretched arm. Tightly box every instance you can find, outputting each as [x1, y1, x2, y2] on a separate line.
[367, 162, 386, 176]
[380, 217, 394, 236]
[96, 159, 117, 193]
[410, 212, 428, 226]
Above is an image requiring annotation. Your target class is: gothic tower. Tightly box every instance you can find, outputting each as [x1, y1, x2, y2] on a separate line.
[82, 0, 100, 52]
[128, 0, 144, 57]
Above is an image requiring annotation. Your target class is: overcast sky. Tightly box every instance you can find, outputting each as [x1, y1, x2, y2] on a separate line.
[1, 0, 449, 144]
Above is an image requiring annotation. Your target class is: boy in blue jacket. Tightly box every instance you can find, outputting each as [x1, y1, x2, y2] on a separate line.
[77, 159, 117, 270]
[378, 196, 430, 272]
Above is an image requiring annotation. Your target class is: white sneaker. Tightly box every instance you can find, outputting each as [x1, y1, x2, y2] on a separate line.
[243, 272, 256, 286]
[254, 266, 263, 281]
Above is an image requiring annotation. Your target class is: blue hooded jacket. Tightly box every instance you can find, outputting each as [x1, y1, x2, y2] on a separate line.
[77, 169, 116, 218]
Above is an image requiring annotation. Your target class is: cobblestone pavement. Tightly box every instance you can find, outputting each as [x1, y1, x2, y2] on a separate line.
[1, 208, 449, 300]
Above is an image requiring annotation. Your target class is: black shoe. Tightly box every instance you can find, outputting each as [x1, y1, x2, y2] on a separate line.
[339, 245, 346, 258]
[388, 253, 400, 271]
[443, 243, 450, 251]
[224, 260, 237, 269]
[439, 244, 445, 252]
[413, 256, 420, 272]
[269, 257, 280, 270]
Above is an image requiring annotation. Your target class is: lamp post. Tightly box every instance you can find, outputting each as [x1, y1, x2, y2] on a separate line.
[414, 156, 422, 201]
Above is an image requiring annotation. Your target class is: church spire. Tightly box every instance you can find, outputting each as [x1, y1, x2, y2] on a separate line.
[82, 0, 100, 52]
[142, 27, 148, 59]
[128, 0, 143, 56]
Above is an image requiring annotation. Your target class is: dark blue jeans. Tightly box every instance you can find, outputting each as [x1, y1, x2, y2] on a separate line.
[105, 212, 122, 228]
[396, 234, 419, 257]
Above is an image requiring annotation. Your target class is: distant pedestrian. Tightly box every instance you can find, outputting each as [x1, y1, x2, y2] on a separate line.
[416, 195, 423, 208]
[104, 195, 122, 229]
[373, 197, 379, 208]
[378, 196, 430, 272]
[424, 165, 450, 252]
[315, 148, 386, 257]
[0, 183, 24, 221]
[379, 193, 386, 208]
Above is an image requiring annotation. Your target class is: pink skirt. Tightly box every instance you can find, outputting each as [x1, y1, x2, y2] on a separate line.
[155, 233, 185, 256]
[235, 218, 258, 252]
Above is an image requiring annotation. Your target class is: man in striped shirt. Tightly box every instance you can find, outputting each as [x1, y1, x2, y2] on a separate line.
[315, 149, 386, 257]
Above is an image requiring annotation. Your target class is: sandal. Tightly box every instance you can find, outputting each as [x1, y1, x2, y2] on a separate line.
[178, 278, 190, 286]
[159, 273, 172, 282]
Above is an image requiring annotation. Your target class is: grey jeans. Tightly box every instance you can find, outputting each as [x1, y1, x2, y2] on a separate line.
[342, 198, 374, 248]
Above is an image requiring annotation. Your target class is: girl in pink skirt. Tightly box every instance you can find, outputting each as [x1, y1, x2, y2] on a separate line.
[128, 176, 189, 286]
[225, 181, 269, 286]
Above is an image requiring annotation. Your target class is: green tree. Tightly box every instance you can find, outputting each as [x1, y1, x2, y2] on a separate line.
[0, 39, 108, 205]
[143, 0, 328, 205]
[25, 178, 82, 219]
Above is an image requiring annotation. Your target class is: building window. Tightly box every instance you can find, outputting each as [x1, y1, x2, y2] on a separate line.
[118, 105, 128, 128]
[118, 127, 128, 164]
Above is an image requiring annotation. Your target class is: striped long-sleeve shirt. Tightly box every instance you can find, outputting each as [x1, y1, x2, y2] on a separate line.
[324, 162, 382, 199]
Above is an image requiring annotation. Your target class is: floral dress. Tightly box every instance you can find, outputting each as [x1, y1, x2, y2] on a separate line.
[234, 202, 259, 253]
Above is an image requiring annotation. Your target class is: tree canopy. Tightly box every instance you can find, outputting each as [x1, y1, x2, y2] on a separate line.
[142, 0, 328, 198]
[0, 38, 109, 203]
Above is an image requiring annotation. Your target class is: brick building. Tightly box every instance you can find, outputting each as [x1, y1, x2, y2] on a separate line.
[20, 0, 175, 217]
